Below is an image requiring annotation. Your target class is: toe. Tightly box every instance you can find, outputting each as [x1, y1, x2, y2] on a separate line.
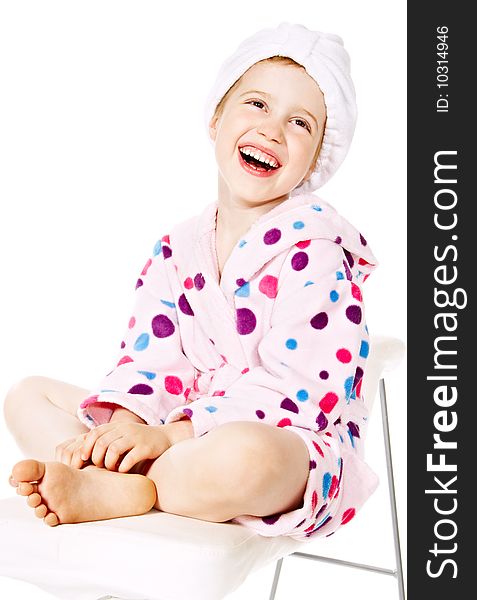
[35, 504, 48, 519]
[17, 482, 35, 496]
[12, 459, 45, 484]
[44, 512, 59, 527]
[8, 475, 18, 488]
[27, 493, 42, 508]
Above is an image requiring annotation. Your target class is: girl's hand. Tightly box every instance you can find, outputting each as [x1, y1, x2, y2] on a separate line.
[78, 422, 172, 473]
[55, 432, 90, 469]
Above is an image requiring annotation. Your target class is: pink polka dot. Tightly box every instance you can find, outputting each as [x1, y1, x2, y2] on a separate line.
[162, 234, 170, 244]
[296, 239, 311, 249]
[319, 392, 339, 414]
[277, 417, 292, 427]
[258, 275, 278, 298]
[351, 283, 362, 301]
[311, 490, 318, 512]
[141, 258, 152, 276]
[336, 348, 352, 363]
[128, 316, 136, 329]
[164, 375, 183, 395]
[184, 277, 194, 289]
[341, 508, 356, 524]
[328, 475, 339, 498]
[117, 355, 134, 366]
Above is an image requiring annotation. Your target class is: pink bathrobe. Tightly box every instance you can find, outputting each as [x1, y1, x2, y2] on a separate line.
[77, 192, 379, 541]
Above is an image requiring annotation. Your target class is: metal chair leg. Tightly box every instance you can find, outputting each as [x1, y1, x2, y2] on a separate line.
[268, 557, 283, 600]
[380, 379, 405, 600]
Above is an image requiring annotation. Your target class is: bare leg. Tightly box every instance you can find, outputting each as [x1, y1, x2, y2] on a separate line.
[11, 421, 310, 527]
[3, 376, 91, 462]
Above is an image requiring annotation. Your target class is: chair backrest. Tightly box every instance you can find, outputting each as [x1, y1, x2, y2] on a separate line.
[361, 335, 405, 415]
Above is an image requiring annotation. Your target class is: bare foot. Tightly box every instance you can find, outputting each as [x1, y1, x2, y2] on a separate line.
[10, 459, 157, 527]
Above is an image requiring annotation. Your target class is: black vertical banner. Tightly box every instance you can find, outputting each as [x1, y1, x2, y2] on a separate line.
[408, 3, 472, 598]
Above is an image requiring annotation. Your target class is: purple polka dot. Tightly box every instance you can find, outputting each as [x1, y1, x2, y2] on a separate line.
[343, 249, 354, 268]
[316, 503, 328, 519]
[236, 307, 256, 335]
[256, 409, 265, 419]
[263, 228, 281, 245]
[194, 273, 205, 290]
[291, 251, 309, 271]
[346, 305, 362, 324]
[128, 384, 153, 395]
[309, 460, 317, 470]
[262, 512, 282, 525]
[334, 236, 342, 244]
[162, 245, 172, 259]
[182, 408, 193, 418]
[135, 278, 143, 290]
[178, 293, 194, 316]
[353, 366, 364, 388]
[281, 397, 299, 413]
[360, 233, 367, 246]
[343, 260, 352, 281]
[316, 411, 328, 431]
[319, 370, 329, 380]
[295, 518, 306, 529]
[310, 312, 328, 330]
[120, 341, 125, 349]
[347, 421, 361, 438]
[152, 314, 175, 337]
[236, 278, 246, 287]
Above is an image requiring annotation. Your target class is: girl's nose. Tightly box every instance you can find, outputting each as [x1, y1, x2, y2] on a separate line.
[256, 118, 283, 144]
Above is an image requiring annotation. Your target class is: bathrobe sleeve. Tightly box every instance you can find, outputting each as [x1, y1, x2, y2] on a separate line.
[77, 238, 196, 429]
[164, 238, 370, 441]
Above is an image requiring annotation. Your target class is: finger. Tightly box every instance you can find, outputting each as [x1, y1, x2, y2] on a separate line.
[103, 437, 130, 471]
[81, 424, 116, 463]
[117, 448, 142, 474]
[90, 430, 124, 469]
[55, 438, 75, 463]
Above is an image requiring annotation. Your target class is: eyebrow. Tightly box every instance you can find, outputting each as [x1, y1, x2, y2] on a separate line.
[239, 89, 319, 128]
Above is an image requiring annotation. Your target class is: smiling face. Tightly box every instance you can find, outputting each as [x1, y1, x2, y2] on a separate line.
[209, 59, 327, 206]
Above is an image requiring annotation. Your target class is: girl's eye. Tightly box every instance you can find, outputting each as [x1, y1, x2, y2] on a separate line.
[293, 118, 311, 132]
[247, 100, 265, 109]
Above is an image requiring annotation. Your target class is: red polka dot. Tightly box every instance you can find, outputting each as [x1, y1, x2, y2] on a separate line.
[184, 277, 194, 289]
[351, 283, 362, 301]
[141, 258, 152, 276]
[319, 392, 339, 414]
[164, 376, 183, 395]
[117, 355, 134, 366]
[328, 475, 339, 498]
[277, 418, 292, 427]
[356, 378, 363, 398]
[258, 275, 278, 298]
[336, 348, 352, 363]
[162, 234, 170, 244]
[312, 440, 324, 457]
[128, 316, 136, 329]
[296, 239, 311, 249]
[311, 490, 318, 512]
[341, 507, 356, 524]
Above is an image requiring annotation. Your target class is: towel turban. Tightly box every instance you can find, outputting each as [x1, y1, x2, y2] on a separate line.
[204, 22, 357, 193]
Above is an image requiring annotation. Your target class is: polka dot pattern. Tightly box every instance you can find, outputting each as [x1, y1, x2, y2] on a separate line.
[236, 308, 256, 335]
[152, 314, 175, 338]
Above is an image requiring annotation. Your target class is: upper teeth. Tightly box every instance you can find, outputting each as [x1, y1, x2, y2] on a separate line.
[240, 147, 279, 168]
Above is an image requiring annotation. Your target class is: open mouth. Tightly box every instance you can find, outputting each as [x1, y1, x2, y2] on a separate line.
[238, 146, 281, 172]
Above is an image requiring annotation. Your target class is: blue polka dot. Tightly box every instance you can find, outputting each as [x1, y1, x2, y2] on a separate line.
[286, 338, 297, 350]
[304, 280, 315, 287]
[161, 299, 176, 309]
[153, 240, 162, 256]
[205, 406, 218, 413]
[322, 472, 332, 498]
[344, 375, 354, 402]
[238, 240, 247, 248]
[235, 282, 250, 297]
[336, 271, 344, 280]
[293, 221, 305, 229]
[338, 433, 344, 443]
[296, 389, 309, 402]
[330, 290, 339, 302]
[100, 389, 120, 393]
[311, 204, 322, 212]
[347, 428, 355, 447]
[359, 340, 369, 358]
[134, 333, 150, 351]
[137, 370, 156, 380]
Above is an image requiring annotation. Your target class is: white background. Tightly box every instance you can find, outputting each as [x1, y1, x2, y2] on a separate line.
[0, 1, 406, 598]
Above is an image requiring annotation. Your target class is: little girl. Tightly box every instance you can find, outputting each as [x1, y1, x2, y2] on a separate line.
[6, 22, 379, 541]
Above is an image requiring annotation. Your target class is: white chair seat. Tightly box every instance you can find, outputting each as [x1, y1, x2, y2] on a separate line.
[0, 494, 302, 600]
